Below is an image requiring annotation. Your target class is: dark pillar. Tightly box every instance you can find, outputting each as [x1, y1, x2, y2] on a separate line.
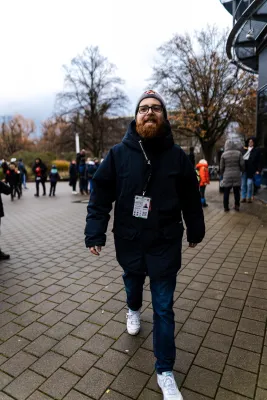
[257, 43, 267, 182]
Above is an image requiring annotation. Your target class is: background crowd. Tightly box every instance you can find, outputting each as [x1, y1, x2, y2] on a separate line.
[190, 136, 262, 212]
[0, 149, 102, 200]
[0, 139, 263, 208]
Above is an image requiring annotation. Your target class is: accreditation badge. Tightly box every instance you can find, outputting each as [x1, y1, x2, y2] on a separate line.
[133, 196, 151, 219]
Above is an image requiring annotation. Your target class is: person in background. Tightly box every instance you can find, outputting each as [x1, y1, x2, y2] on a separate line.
[188, 146, 195, 166]
[196, 159, 210, 207]
[94, 158, 100, 170]
[5, 163, 21, 201]
[69, 160, 78, 194]
[17, 159, 28, 190]
[0, 181, 12, 259]
[78, 159, 88, 195]
[87, 159, 96, 194]
[76, 149, 86, 170]
[1, 160, 9, 175]
[220, 140, 244, 212]
[49, 165, 60, 197]
[241, 137, 261, 203]
[32, 158, 47, 197]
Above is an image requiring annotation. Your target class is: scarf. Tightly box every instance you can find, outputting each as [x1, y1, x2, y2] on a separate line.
[243, 147, 253, 161]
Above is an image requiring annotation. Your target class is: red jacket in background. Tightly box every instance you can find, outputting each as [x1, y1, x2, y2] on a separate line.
[35, 167, 42, 177]
[196, 160, 210, 187]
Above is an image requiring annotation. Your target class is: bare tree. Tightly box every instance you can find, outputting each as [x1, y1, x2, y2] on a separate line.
[150, 26, 256, 163]
[39, 117, 73, 154]
[56, 46, 129, 157]
[0, 115, 35, 158]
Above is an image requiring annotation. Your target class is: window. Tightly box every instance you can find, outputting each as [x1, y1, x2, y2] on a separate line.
[258, 86, 267, 114]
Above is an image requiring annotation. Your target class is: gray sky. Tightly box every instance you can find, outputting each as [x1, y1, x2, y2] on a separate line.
[0, 0, 232, 128]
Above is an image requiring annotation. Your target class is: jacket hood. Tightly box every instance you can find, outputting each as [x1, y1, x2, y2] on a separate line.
[224, 140, 242, 152]
[122, 120, 174, 152]
[196, 159, 208, 168]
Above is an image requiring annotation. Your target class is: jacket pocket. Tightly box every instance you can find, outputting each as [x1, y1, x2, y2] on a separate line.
[113, 222, 138, 240]
[162, 221, 184, 240]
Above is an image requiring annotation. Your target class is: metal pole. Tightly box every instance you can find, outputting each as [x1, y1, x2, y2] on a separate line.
[232, 0, 237, 26]
[75, 133, 80, 154]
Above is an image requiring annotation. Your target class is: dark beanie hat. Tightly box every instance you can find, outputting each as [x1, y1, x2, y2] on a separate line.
[135, 90, 167, 119]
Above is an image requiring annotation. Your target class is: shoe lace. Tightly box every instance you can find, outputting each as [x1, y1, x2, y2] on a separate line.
[162, 375, 177, 395]
[127, 312, 140, 326]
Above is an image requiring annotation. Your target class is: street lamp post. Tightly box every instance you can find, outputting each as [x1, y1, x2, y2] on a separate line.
[75, 133, 80, 154]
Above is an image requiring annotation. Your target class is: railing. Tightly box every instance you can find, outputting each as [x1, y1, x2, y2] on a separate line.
[220, 0, 254, 22]
[234, 0, 252, 22]
[223, 0, 267, 72]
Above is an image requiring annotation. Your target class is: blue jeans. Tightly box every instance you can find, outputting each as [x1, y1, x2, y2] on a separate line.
[241, 173, 253, 199]
[123, 271, 176, 373]
[199, 186, 207, 205]
[79, 177, 88, 193]
[22, 174, 27, 189]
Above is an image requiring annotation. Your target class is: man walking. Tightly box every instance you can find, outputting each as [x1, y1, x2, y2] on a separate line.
[32, 158, 47, 197]
[85, 90, 205, 400]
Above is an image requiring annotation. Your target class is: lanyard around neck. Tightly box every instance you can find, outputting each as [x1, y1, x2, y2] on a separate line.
[139, 140, 151, 165]
[138, 140, 152, 196]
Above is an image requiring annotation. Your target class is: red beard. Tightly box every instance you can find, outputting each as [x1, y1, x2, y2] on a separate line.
[136, 117, 165, 139]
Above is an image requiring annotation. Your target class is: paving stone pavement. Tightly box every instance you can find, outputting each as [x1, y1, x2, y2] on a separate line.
[0, 182, 267, 400]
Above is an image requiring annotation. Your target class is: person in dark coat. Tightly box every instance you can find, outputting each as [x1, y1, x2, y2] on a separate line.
[1, 160, 9, 175]
[0, 181, 12, 259]
[241, 137, 261, 203]
[32, 158, 47, 197]
[78, 160, 88, 195]
[188, 146, 195, 166]
[76, 149, 86, 169]
[69, 160, 78, 194]
[49, 165, 60, 196]
[84, 90, 205, 400]
[5, 163, 21, 201]
[220, 140, 245, 212]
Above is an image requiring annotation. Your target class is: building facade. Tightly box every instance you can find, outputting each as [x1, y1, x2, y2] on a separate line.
[220, 0, 267, 169]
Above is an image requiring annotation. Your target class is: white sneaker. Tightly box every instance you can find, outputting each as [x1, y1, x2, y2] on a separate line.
[157, 372, 183, 400]
[126, 309, 141, 335]
[72, 191, 78, 195]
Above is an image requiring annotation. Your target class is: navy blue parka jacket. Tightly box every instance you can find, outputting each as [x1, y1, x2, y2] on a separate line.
[85, 121, 205, 278]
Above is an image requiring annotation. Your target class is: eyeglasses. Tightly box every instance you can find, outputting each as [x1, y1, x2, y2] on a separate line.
[138, 105, 163, 114]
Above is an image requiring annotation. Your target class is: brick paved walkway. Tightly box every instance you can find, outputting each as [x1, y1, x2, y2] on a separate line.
[0, 182, 267, 400]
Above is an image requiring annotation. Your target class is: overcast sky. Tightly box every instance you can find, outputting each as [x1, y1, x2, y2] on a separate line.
[0, 0, 232, 128]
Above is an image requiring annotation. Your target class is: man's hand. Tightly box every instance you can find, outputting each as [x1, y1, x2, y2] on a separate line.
[189, 243, 197, 248]
[90, 246, 102, 256]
